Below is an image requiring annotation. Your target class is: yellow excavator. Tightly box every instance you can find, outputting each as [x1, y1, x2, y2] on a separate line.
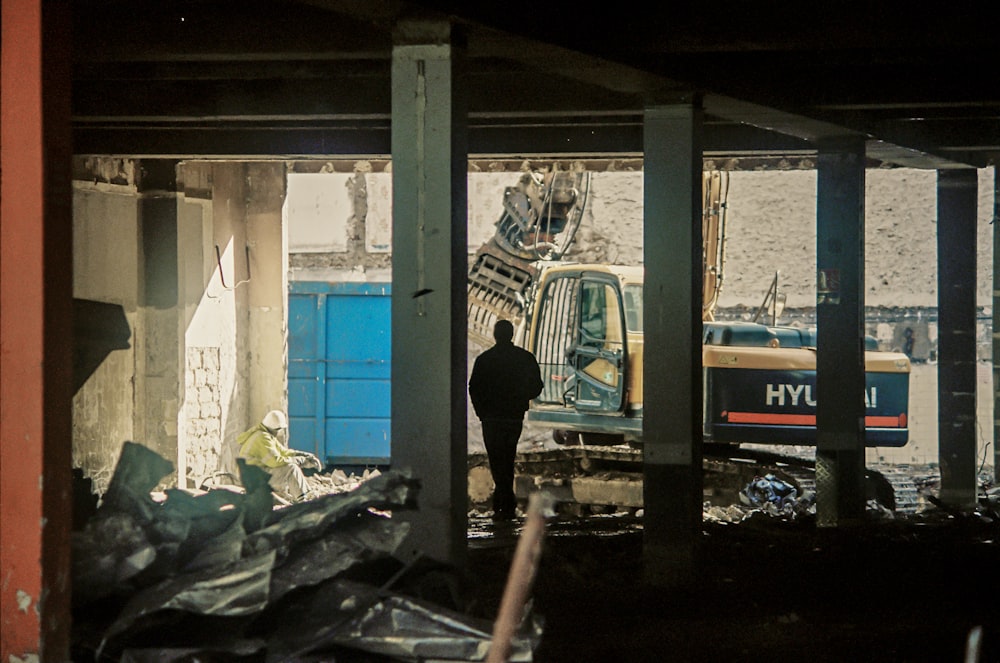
[469, 168, 909, 447]
[467, 168, 912, 511]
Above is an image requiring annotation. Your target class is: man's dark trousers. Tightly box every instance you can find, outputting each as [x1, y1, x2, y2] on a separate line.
[482, 418, 523, 518]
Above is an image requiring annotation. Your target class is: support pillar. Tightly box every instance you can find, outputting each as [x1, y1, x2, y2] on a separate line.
[815, 139, 867, 527]
[136, 161, 181, 482]
[1, 0, 74, 658]
[992, 167, 1000, 484]
[390, 20, 468, 567]
[937, 168, 979, 508]
[642, 100, 704, 587]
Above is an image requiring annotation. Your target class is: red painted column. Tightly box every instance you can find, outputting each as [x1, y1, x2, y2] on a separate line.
[1, 0, 74, 659]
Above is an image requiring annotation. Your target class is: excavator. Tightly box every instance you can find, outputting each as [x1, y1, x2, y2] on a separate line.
[467, 167, 914, 513]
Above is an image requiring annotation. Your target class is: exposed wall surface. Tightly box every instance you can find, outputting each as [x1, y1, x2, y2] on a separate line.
[73, 158, 288, 492]
[287, 166, 392, 282]
[176, 161, 288, 486]
[177, 166, 233, 487]
[72, 180, 141, 492]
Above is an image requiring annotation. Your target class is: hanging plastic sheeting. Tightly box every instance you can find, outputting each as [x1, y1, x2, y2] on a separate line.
[72, 441, 435, 662]
[73, 441, 546, 662]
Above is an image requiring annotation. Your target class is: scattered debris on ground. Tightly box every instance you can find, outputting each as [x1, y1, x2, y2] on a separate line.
[71, 443, 1000, 662]
[467, 476, 1000, 663]
[71, 442, 542, 662]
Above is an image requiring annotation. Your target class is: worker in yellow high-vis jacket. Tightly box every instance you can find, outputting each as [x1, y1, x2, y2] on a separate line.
[237, 410, 323, 502]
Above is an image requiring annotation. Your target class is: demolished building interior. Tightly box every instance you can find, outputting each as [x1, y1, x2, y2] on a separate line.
[4, 0, 1000, 660]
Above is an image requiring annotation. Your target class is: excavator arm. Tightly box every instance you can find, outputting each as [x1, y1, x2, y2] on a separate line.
[468, 168, 729, 347]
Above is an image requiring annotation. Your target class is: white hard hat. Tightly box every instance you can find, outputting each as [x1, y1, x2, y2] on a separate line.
[262, 410, 288, 431]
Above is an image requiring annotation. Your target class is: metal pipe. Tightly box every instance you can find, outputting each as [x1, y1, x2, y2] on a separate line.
[486, 492, 555, 663]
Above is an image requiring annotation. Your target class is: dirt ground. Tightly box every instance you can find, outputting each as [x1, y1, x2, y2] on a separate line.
[465, 511, 1000, 663]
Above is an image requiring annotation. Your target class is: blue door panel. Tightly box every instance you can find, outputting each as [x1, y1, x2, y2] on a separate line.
[325, 420, 391, 464]
[326, 379, 390, 418]
[323, 296, 391, 378]
[288, 295, 321, 378]
[291, 419, 322, 458]
[288, 282, 391, 466]
[288, 377, 318, 415]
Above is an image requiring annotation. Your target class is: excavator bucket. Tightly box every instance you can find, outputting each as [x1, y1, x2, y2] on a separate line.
[467, 241, 538, 348]
[467, 170, 590, 347]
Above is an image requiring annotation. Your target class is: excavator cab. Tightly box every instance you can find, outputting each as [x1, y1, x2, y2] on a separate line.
[525, 265, 642, 442]
[568, 276, 627, 412]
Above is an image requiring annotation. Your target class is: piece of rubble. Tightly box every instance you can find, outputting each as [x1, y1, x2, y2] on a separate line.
[263, 578, 543, 662]
[72, 512, 157, 604]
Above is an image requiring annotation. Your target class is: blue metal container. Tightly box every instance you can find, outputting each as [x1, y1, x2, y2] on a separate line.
[288, 281, 391, 466]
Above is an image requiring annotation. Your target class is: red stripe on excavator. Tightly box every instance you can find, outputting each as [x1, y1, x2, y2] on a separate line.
[724, 412, 905, 427]
[726, 412, 815, 425]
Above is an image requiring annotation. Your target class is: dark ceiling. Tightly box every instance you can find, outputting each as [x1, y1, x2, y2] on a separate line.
[72, 0, 1000, 170]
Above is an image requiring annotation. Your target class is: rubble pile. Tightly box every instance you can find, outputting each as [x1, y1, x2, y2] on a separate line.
[71, 442, 542, 662]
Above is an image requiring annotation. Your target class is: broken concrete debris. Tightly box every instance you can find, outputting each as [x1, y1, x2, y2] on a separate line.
[72, 441, 542, 662]
[739, 473, 800, 510]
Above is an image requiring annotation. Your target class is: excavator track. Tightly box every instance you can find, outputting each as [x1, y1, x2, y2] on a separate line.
[468, 444, 921, 516]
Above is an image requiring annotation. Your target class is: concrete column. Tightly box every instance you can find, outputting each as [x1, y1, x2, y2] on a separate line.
[1, 0, 74, 658]
[815, 138, 867, 527]
[244, 162, 289, 423]
[390, 20, 468, 566]
[992, 167, 1000, 484]
[642, 100, 704, 587]
[136, 160, 182, 482]
[72, 158, 142, 493]
[937, 168, 979, 507]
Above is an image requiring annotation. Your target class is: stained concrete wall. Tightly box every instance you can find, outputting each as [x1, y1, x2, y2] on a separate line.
[176, 161, 288, 487]
[244, 163, 289, 425]
[73, 160, 188, 491]
[72, 158, 288, 493]
[72, 183, 140, 490]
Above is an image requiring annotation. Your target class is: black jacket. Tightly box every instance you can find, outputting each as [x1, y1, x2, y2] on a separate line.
[469, 340, 544, 421]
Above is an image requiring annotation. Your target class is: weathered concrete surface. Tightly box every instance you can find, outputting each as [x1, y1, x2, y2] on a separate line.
[73, 159, 289, 493]
[73, 181, 142, 492]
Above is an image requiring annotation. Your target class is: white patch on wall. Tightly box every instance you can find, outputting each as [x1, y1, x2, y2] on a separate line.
[355, 172, 517, 255]
[286, 173, 353, 253]
[468, 173, 510, 252]
[366, 173, 393, 253]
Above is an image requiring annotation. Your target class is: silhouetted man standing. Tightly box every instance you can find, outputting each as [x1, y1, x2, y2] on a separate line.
[469, 319, 544, 521]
